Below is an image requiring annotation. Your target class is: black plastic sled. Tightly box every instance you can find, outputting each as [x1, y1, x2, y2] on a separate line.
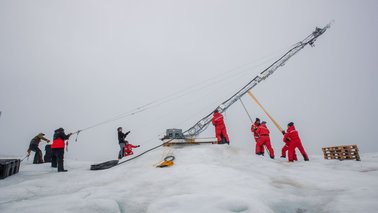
[90, 160, 119, 170]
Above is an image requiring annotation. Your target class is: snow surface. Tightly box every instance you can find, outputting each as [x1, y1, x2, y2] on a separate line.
[1, 145, 378, 213]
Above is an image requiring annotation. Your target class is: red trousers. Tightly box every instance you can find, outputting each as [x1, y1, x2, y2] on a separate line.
[254, 136, 264, 154]
[288, 141, 308, 161]
[215, 125, 229, 143]
[124, 150, 134, 156]
[256, 136, 274, 157]
[282, 143, 297, 160]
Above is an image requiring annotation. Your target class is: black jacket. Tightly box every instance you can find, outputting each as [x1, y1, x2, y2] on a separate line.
[53, 128, 71, 140]
[118, 131, 130, 144]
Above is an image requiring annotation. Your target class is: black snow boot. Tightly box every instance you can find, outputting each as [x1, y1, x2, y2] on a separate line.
[303, 154, 309, 161]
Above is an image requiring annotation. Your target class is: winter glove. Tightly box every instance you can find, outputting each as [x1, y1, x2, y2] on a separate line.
[126, 131, 131, 134]
[137, 145, 140, 147]
[281, 130, 286, 135]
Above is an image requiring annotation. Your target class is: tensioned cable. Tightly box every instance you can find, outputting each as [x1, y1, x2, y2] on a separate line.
[72, 45, 289, 136]
[239, 98, 253, 123]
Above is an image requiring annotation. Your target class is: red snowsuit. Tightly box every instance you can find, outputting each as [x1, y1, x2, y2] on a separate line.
[281, 137, 297, 161]
[283, 125, 309, 162]
[255, 124, 275, 158]
[212, 112, 230, 144]
[124, 143, 140, 156]
[251, 122, 264, 155]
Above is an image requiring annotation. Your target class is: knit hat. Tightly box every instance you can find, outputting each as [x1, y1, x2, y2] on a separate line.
[261, 121, 267, 124]
[255, 118, 260, 122]
[288, 122, 294, 127]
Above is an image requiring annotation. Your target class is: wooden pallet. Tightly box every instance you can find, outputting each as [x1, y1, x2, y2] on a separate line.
[322, 145, 360, 161]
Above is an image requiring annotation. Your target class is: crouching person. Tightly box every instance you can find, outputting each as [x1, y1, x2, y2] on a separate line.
[124, 142, 140, 157]
[51, 128, 72, 172]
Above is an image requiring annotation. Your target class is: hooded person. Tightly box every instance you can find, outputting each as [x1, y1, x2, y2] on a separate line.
[27, 133, 50, 164]
[255, 121, 275, 159]
[283, 122, 309, 162]
[211, 109, 230, 144]
[51, 128, 72, 172]
[251, 118, 264, 156]
[123, 141, 140, 157]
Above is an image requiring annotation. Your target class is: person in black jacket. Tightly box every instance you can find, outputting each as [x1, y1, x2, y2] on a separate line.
[117, 127, 130, 159]
[51, 128, 72, 172]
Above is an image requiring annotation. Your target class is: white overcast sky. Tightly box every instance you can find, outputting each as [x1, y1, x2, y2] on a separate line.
[1, 0, 377, 161]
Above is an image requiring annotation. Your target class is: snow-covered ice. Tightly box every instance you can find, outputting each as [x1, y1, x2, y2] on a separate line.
[1, 145, 378, 213]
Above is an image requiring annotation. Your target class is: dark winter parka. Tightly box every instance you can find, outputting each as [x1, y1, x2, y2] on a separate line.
[52, 128, 71, 149]
[118, 131, 130, 144]
[30, 133, 49, 146]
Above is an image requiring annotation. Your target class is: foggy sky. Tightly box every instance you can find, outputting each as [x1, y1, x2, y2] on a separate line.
[1, 0, 378, 161]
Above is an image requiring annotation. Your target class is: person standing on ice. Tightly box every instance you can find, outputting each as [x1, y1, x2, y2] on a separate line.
[27, 133, 50, 164]
[251, 118, 264, 156]
[256, 121, 275, 159]
[117, 127, 130, 159]
[283, 122, 309, 162]
[211, 109, 230, 144]
[51, 128, 72, 172]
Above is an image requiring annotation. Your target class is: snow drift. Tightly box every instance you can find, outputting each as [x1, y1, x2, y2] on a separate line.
[1, 145, 378, 213]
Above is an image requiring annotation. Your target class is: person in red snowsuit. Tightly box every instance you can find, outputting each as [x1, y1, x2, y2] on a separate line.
[124, 142, 140, 156]
[251, 118, 264, 156]
[255, 121, 275, 159]
[283, 122, 309, 162]
[211, 109, 230, 144]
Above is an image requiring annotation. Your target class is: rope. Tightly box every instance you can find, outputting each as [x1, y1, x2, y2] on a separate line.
[154, 146, 173, 167]
[115, 137, 179, 166]
[239, 98, 253, 123]
[117, 143, 165, 166]
[20, 155, 29, 162]
[69, 45, 287, 138]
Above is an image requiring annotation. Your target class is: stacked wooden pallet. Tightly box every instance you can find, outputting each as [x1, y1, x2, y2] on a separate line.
[0, 159, 21, 179]
[322, 145, 360, 161]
